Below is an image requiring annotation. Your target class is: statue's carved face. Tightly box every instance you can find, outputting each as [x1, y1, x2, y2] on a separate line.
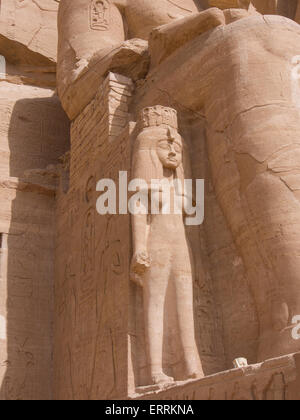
[156, 128, 183, 170]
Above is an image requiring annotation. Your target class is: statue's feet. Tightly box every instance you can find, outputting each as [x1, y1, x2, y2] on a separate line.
[151, 372, 174, 386]
[186, 357, 205, 380]
[187, 370, 204, 380]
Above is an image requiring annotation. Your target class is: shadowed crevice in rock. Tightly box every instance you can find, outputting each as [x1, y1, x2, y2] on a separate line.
[0, 92, 69, 400]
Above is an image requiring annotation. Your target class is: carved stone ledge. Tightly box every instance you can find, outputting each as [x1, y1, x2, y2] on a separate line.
[131, 353, 300, 400]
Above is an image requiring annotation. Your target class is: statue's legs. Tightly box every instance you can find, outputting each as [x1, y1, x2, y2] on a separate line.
[135, 14, 300, 361]
[143, 247, 174, 384]
[172, 246, 204, 379]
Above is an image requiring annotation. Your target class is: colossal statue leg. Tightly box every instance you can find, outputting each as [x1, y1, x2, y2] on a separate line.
[203, 15, 300, 360]
[134, 14, 300, 361]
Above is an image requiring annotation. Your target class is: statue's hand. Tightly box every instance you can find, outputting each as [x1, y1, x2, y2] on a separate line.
[130, 250, 151, 287]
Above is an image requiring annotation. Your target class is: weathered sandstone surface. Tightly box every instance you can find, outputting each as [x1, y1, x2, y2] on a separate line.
[1, 0, 300, 400]
[0, 0, 69, 401]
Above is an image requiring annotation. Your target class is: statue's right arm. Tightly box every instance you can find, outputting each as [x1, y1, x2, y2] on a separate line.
[130, 212, 150, 287]
[57, 0, 127, 119]
[131, 213, 149, 257]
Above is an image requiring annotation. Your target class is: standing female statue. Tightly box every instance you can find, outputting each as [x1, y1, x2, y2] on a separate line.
[130, 106, 203, 385]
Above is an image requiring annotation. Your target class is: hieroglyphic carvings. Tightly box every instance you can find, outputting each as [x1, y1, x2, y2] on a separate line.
[54, 73, 132, 399]
[85, 176, 95, 204]
[86, 127, 131, 400]
[81, 208, 95, 277]
[91, 215, 127, 399]
[1, 336, 35, 401]
[264, 373, 286, 401]
[90, 0, 110, 30]
[68, 188, 80, 229]
[80, 207, 95, 297]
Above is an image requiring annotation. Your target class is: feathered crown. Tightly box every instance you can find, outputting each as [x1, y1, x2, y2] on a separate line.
[140, 105, 178, 130]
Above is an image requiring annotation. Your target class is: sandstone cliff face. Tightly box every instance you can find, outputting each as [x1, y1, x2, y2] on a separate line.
[1, 0, 300, 401]
[0, 0, 60, 87]
[0, 0, 58, 60]
[251, 0, 297, 17]
[0, 0, 69, 401]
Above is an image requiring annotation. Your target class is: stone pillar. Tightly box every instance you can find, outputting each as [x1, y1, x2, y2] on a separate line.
[54, 72, 135, 399]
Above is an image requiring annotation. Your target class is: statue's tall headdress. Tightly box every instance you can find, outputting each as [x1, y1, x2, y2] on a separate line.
[140, 105, 178, 130]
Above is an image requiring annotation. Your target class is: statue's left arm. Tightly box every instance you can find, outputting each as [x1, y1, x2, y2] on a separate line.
[57, 0, 130, 119]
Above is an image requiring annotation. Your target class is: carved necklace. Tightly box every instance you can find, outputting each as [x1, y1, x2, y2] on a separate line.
[165, 0, 195, 13]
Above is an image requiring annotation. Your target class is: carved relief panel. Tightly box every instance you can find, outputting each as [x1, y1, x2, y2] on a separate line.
[90, 0, 110, 30]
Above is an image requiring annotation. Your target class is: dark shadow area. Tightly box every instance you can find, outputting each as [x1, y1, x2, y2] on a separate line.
[277, 0, 298, 18]
[0, 93, 69, 400]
